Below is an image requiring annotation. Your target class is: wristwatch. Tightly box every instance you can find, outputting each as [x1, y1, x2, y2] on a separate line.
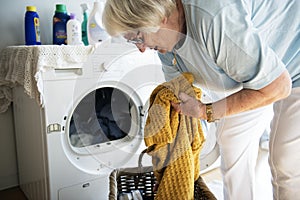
[206, 103, 215, 123]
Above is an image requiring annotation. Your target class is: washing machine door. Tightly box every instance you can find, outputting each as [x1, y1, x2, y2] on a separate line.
[68, 86, 142, 151]
[63, 49, 166, 173]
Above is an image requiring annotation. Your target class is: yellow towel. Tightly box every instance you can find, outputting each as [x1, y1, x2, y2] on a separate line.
[144, 73, 205, 200]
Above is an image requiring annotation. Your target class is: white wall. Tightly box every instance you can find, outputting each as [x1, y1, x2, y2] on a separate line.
[0, 108, 18, 190]
[0, 0, 96, 190]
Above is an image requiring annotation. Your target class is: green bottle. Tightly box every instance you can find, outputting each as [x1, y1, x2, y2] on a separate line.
[53, 4, 70, 45]
[80, 3, 89, 45]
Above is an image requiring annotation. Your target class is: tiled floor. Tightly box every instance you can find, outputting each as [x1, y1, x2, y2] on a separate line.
[201, 148, 272, 200]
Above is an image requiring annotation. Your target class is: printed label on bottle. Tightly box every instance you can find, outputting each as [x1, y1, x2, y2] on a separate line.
[53, 17, 67, 44]
[88, 18, 109, 43]
[34, 17, 41, 42]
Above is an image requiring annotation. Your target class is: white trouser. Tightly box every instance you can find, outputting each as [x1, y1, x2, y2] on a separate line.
[215, 105, 273, 200]
[269, 87, 300, 200]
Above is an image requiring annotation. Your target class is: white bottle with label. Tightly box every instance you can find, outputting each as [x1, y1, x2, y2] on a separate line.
[87, 0, 110, 45]
[67, 13, 83, 45]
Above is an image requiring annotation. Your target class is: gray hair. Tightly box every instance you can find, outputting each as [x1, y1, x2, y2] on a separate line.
[103, 0, 177, 36]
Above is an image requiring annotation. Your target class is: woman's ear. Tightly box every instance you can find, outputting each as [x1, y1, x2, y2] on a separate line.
[162, 17, 168, 25]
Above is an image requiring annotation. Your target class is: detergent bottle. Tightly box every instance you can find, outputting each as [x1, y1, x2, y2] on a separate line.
[24, 6, 41, 45]
[67, 13, 83, 45]
[53, 4, 70, 45]
[80, 3, 89, 46]
[87, 0, 110, 45]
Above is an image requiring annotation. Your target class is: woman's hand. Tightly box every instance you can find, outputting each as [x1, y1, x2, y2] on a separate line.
[172, 70, 291, 120]
[171, 92, 206, 119]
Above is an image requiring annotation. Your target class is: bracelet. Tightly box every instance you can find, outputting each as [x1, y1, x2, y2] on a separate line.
[206, 103, 215, 123]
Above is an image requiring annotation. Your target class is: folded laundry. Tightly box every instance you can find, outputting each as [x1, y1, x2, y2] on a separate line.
[144, 72, 205, 199]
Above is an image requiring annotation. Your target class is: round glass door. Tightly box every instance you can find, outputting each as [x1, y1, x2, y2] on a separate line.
[69, 87, 136, 148]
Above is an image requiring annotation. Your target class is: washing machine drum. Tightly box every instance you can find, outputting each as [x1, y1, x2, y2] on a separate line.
[67, 83, 148, 157]
[69, 87, 133, 148]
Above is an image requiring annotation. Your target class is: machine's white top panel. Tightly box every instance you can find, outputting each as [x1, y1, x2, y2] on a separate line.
[0, 40, 160, 112]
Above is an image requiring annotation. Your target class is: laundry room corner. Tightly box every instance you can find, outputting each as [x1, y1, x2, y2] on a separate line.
[0, 107, 18, 190]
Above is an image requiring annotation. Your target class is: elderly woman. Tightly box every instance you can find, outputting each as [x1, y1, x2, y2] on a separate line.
[103, 0, 299, 199]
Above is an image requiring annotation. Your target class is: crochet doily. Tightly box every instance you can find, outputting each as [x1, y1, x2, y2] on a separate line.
[0, 45, 94, 113]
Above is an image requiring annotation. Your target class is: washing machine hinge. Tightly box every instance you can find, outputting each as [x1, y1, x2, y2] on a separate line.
[47, 123, 61, 133]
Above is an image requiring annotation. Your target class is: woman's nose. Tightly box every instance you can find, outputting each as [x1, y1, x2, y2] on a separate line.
[136, 43, 147, 52]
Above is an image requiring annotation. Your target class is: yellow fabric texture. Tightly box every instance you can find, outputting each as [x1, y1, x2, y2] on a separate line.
[144, 73, 205, 200]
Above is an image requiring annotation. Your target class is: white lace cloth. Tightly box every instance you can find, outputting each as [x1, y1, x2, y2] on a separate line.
[0, 45, 95, 113]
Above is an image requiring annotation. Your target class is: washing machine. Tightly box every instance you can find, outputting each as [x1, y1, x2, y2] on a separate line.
[13, 40, 219, 200]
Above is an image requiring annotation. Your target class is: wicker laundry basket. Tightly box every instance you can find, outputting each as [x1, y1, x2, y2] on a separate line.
[108, 150, 217, 200]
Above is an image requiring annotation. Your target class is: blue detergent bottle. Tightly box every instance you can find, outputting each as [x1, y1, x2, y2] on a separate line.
[53, 4, 70, 45]
[25, 6, 41, 45]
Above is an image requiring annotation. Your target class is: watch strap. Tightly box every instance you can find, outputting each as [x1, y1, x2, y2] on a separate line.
[206, 103, 215, 123]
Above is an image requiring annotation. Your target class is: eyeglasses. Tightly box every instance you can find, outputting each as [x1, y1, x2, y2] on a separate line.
[127, 31, 144, 44]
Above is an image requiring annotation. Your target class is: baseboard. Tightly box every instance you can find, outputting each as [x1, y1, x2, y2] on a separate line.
[0, 174, 19, 191]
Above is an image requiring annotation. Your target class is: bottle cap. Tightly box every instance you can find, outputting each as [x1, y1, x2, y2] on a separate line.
[70, 13, 75, 19]
[26, 6, 37, 12]
[55, 4, 67, 13]
[80, 3, 88, 12]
